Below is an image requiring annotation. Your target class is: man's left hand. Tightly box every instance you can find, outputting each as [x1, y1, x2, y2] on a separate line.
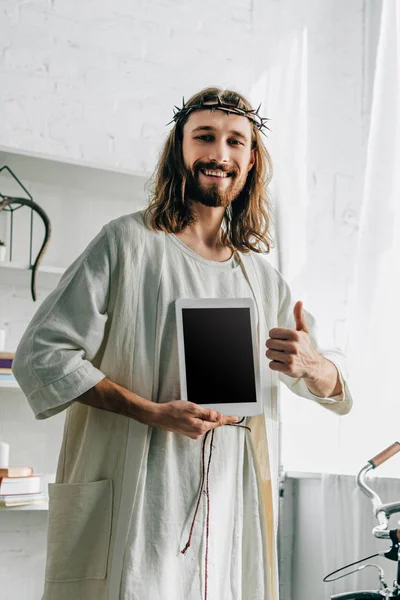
[265, 300, 322, 380]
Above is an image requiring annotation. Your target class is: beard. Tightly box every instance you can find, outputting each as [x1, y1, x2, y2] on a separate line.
[184, 160, 249, 208]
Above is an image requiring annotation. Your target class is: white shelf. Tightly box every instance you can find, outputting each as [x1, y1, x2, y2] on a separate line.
[0, 145, 150, 199]
[0, 381, 20, 389]
[0, 502, 48, 511]
[0, 262, 65, 275]
[0, 146, 149, 292]
[0, 261, 65, 290]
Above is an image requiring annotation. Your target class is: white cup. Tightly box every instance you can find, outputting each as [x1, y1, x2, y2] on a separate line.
[0, 442, 10, 469]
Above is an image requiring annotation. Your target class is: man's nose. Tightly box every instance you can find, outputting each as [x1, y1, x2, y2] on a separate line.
[208, 141, 230, 165]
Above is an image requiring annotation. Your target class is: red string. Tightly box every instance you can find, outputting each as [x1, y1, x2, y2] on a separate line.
[180, 430, 210, 556]
[180, 421, 251, 600]
[204, 428, 214, 600]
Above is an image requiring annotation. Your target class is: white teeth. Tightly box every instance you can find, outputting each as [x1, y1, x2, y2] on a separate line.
[202, 170, 229, 178]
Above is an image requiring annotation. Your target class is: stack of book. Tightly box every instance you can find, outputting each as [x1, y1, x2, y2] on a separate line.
[0, 467, 48, 508]
[0, 351, 17, 385]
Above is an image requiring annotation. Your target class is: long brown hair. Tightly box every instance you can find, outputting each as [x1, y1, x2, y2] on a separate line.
[144, 86, 274, 254]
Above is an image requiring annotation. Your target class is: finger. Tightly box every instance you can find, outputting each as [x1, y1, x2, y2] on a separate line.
[266, 349, 291, 363]
[265, 338, 296, 352]
[269, 360, 290, 373]
[198, 408, 222, 422]
[269, 328, 298, 340]
[221, 415, 239, 425]
[206, 414, 238, 427]
[293, 300, 309, 333]
[199, 414, 239, 432]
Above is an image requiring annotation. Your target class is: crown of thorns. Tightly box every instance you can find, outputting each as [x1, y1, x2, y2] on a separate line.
[167, 94, 271, 137]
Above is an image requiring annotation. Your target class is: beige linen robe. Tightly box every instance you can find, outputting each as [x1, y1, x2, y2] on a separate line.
[13, 210, 352, 600]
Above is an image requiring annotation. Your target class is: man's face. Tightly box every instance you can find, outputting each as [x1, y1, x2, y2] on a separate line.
[181, 108, 256, 208]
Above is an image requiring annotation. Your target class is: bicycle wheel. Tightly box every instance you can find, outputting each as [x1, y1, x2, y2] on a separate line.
[331, 592, 384, 599]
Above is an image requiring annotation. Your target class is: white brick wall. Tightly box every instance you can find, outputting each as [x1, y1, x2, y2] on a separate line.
[0, 0, 276, 173]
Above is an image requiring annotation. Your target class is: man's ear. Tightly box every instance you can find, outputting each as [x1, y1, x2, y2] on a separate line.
[248, 148, 256, 172]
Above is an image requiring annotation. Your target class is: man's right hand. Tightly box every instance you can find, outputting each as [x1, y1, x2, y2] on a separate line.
[150, 400, 239, 440]
[76, 379, 238, 440]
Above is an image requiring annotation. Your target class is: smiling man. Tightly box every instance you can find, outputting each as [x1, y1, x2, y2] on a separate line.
[183, 114, 254, 209]
[13, 87, 352, 600]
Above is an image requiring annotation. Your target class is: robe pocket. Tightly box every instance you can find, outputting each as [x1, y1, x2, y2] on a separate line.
[45, 479, 113, 582]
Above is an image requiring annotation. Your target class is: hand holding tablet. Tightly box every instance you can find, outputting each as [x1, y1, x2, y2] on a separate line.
[175, 297, 263, 417]
[154, 400, 239, 440]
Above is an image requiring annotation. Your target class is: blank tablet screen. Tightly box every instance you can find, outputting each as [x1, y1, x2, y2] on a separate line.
[181, 307, 257, 405]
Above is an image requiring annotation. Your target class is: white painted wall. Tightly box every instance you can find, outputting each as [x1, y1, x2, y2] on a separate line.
[0, 0, 277, 174]
[0, 1, 381, 598]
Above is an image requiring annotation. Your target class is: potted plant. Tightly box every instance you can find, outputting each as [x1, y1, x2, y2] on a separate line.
[0, 240, 6, 262]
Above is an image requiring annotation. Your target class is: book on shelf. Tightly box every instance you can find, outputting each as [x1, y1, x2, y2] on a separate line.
[0, 475, 41, 495]
[0, 466, 33, 478]
[0, 473, 54, 507]
[0, 353, 15, 380]
[0, 360, 12, 368]
[0, 492, 48, 507]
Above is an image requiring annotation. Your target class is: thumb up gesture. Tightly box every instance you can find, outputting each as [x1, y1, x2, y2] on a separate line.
[265, 300, 322, 379]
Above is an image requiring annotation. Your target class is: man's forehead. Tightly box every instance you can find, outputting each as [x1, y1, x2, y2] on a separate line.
[184, 109, 252, 139]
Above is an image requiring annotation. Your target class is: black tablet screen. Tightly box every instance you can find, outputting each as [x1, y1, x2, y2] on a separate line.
[181, 307, 257, 404]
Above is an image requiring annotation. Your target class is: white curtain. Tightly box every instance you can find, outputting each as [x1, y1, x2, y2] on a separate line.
[250, 27, 310, 475]
[335, 0, 400, 477]
[258, 2, 400, 597]
[320, 0, 400, 595]
[270, 0, 400, 477]
[251, 28, 308, 281]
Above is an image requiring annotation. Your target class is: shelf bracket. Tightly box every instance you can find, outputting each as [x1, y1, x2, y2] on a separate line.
[0, 165, 52, 301]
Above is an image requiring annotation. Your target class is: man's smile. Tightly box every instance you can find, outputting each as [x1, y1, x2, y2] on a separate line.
[199, 169, 234, 181]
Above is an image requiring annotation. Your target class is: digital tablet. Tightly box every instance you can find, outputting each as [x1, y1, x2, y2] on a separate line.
[175, 297, 263, 417]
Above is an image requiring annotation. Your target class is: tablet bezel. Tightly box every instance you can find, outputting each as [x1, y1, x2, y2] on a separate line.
[175, 297, 263, 417]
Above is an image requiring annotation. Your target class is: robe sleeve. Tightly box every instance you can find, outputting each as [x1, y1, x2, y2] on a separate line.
[12, 227, 113, 420]
[276, 273, 353, 416]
